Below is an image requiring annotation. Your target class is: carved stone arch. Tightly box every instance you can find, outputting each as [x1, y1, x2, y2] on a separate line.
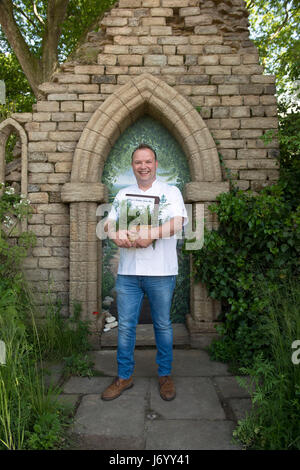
[69, 73, 222, 184]
[62, 74, 229, 344]
[0, 118, 28, 231]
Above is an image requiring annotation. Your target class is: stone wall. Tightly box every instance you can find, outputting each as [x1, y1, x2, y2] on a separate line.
[2, 0, 279, 328]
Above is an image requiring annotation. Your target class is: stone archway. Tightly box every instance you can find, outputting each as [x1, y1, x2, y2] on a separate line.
[61, 73, 229, 343]
[0, 118, 28, 231]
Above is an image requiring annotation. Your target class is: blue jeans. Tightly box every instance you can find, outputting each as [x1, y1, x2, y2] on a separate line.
[115, 274, 176, 379]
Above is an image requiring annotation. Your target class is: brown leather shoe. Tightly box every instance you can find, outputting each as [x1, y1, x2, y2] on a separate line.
[101, 376, 134, 401]
[158, 376, 176, 401]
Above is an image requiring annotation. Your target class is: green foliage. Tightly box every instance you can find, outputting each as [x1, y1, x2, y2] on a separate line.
[63, 353, 95, 378]
[233, 279, 300, 450]
[0, 53, 35, 121]
[0, 184, 35, 282]
[24, 408, 71, 450]
[188, 182, 300, 370]
[246, 0, 300, 104]
[35, 300, 91, 361]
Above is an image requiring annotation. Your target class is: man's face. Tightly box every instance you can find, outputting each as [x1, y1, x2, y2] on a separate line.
[131, 148, 158, 188]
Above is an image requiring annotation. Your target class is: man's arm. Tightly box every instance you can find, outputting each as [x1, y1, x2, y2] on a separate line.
[131, 216, 184, 248]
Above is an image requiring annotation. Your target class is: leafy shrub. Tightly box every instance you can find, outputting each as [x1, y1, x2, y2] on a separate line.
[189, 183, 300, 370]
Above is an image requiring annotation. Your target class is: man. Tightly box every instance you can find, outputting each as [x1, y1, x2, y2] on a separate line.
[101, 143, 188, 401]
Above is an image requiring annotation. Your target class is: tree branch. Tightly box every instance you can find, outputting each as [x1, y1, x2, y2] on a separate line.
[32, 0, 45, 25]
[269, 1, 290, 41]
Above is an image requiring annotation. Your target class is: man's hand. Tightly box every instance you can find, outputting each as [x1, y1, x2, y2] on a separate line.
[109, 229, 133, 248]
[129, 226, 153, 248]
[130, 226, 153, 249]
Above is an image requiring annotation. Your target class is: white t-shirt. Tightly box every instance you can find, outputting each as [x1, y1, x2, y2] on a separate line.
[107, 179, 188, 276]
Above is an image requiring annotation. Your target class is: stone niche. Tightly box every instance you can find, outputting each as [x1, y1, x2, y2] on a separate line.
[0, 0, 279, 347]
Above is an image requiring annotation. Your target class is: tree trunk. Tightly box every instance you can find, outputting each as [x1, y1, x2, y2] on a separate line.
[41, 0, 70, 84]
[0, 0, 70, 98]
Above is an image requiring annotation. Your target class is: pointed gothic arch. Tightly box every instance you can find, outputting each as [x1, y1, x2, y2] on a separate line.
[0, 118, 28, 231]
[61, 74, 228, 338]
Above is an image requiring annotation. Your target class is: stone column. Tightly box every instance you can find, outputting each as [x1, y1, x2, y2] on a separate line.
[61, 182, 108, 337]
[183, 181, 229, 348]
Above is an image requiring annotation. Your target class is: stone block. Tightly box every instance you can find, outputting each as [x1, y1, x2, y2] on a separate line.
[97, 54, 117, 65]
[194, 25, 218, 34]
[32, 113, 51, 122]
[204, 45, 232, 54]
[162, 0, 189, 6]
[106, 26, 133, 35]
[240, 84, 264, 95]
[220, 118, 240, 129]
[39, 257, 69, 269]
[67, 87, 98, 99]
[76, 113, 93, 122]
[220, 55, 241, 65]
[185, 15, 212, 26]
[150, 8, 173, 16]
[28, 132, 48, 141]
[119, 0, 141, 6]
[198, 55, 219, 65]
[57, 74, 90, 84]
[23, 269, 49, 281]
[168, 55, 184, 65]
[240, 117, 278, 129]
[101, 17, 128, 27]
[142, 17, 165, 25]
[28, 224, 51, 236]
[32, 247, 52, 257]
[239, 170, 267, 180]
[36, 101, 59, 112]
[28, 192, 49, 204]
[45, 214, 69, 225]
[150, 26, 172, 35]
[51, 225, 70, 237]
[118, 55, 143, 66]
[230, 106, 250, 117]
[206, 65, 231, 75]
[144, 54, 167, 66]
[218, 85, 239, 95]
[48, 173, 70, 183]
[157, 36, 188, 45]
[179, 7, 200, 16]
[142, 0, 160, 6]
[61, 102, 83, 112]
[178, 75, 209, 85]
[114, 35, 139, 45]
[28, 162, 54, 173]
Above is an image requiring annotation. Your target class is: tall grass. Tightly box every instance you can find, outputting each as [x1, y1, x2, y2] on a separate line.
[0, 279, 91, 450]
[233, 277, 300, 449]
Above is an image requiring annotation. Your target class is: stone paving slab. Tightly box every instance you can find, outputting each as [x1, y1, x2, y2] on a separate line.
[145, 420, 241, 450]
[90, 349, 230, 378]
[63, 376, 113, 394]
[71, 378, 150, 450]
[149, 377, 226, 420]
[58, 349, 251, 450]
